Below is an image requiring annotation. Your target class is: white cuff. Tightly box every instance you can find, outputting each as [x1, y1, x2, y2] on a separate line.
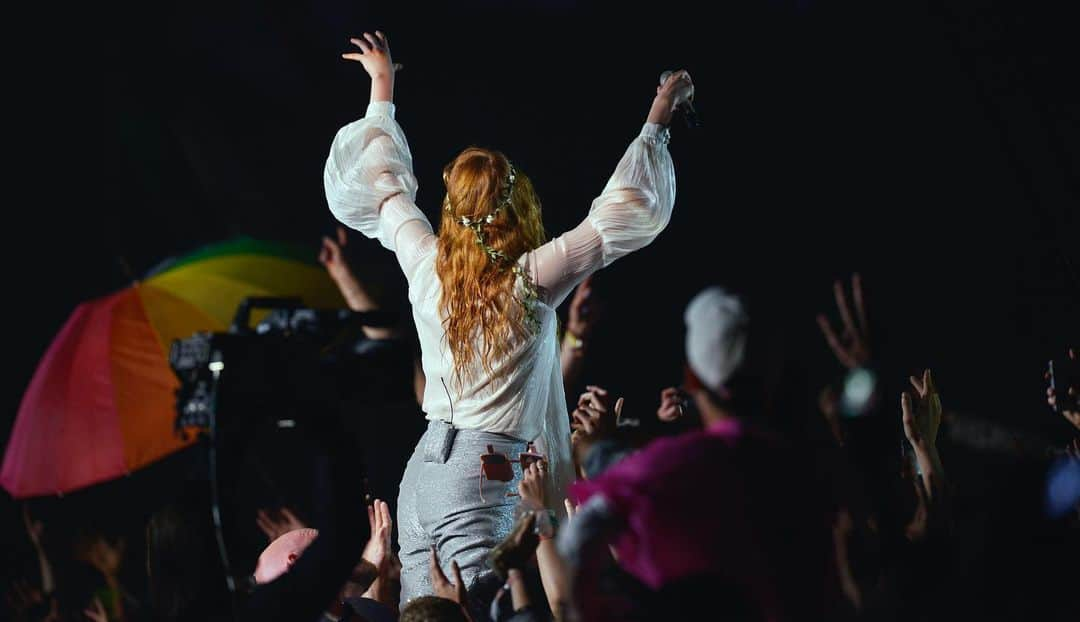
[640, 122, 670, 145]
[365, 100, 396, 119]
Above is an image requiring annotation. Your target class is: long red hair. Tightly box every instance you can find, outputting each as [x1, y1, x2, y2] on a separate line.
[436, 147, 546, 386]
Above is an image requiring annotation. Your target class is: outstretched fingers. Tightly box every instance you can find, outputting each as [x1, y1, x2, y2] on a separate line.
[362, 32, 381, 50]
[818, 314, 855, 368]
[349, 37, 373, 53]
[256, 510, 274, 537]
[909, 368, 934, 398]
[909, 374, 925, 396]
[834, 279, 859, 342]
[852, 273, 870, 338]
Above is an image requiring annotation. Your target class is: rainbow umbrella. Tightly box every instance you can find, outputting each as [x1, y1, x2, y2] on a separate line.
[1, 238, 344, 499]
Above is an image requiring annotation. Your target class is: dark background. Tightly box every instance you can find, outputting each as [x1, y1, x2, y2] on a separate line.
[6, 0, 1078, 498]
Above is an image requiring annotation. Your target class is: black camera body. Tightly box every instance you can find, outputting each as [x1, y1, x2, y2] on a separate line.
[168, 297, 399, 435]
[165, 297, 403, 586]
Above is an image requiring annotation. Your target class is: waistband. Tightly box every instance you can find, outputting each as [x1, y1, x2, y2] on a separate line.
[423, 418, 528, 443]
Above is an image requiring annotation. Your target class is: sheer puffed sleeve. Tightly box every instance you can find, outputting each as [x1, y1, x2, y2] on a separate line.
[526, 123, 675, 307]
[324, 101, 435, 282]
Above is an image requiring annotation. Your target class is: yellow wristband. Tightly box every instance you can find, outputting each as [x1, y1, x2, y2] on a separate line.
[563, 332, 584, 350]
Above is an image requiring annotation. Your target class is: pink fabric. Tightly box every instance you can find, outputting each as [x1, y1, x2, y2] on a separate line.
[1, 294, 127, 498]
[570, 419, 829, 619]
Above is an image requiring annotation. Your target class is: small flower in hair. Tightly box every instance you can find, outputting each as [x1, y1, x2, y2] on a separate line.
[500, 165, 517, 209]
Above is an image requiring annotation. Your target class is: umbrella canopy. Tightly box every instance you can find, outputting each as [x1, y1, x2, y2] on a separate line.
[2, 238, 344, 498]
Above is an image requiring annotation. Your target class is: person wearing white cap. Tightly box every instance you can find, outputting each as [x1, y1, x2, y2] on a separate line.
[658, 286, 752, 427]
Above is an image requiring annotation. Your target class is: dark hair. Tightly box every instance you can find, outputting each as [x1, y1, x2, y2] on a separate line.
[399, 596, 469, 622]
[146, 487, 231, 622]
[54, 561, 107, 621]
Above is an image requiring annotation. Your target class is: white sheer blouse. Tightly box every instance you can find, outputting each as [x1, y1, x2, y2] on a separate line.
[324, 100, 676, 509]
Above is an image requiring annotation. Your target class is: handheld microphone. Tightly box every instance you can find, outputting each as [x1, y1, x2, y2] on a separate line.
[660, 70, 701, 128]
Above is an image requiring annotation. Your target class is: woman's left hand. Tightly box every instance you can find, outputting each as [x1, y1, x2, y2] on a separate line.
[657, 69, 694, 108]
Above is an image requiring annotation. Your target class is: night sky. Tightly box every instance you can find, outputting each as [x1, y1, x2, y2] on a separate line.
[6, 0, 1078, 488]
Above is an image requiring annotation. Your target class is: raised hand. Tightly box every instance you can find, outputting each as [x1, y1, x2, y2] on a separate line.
[318, 226, 351, 283]
[519, 461, 547, 510]
[429, 547, 468, 608]
[657, 386, 688, 423]
[901, 369, 946, 503]
[566, 275, 599, 344]
[342, 31, 394, 79]
[83, 597, 108, 622]
[574, 386, 624, 427]
[256, 507, 307, 542]
[902, 369, 942, 449]
[570, 386, 624, 464]
[316, 227, 395, 340]
[1046, 347, 1080, 431]
[356, 499, 400, 608]
[361, 499, 392, 572]
[561, 277, 600, 390]
[649, 69, 693, 125]
[817, 274, 871, 369]
[342, 31, 397, 104]
[657, 70, 694, 107]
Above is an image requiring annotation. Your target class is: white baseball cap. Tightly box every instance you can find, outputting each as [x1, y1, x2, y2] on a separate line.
[684, 287, 749, 394]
